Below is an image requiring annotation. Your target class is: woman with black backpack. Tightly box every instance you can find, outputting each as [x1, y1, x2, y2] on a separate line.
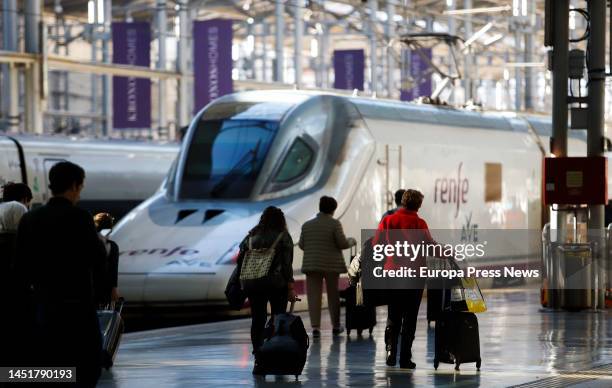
[235, 206, 297, 373]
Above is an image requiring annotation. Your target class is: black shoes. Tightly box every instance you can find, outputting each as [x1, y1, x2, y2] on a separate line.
[399, 360, 416, 369]
[386, 347, 397, 366]
[252, 361, 264, 375]
[385, 326, 398, 366]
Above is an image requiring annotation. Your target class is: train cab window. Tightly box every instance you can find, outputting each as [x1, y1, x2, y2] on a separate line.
[180, 119, 279, 199]
[273, 138, 314, 183]
[485, 162, 502, 202]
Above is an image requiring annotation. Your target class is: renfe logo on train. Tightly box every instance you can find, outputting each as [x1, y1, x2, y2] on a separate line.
[434, 162, 469, 218]
[119, 246, 200, 258]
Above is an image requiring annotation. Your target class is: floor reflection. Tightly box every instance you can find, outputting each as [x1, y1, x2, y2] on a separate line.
[98, 290, 611, 387]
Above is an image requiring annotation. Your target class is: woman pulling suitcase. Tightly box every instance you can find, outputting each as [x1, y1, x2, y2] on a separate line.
[234, 206, 298, 375]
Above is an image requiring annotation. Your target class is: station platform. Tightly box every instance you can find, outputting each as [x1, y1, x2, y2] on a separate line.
[98, 290, 611, 387]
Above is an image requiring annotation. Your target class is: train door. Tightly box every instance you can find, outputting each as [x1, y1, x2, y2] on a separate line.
[379, 144, 403, 212]
[42, 158, 67, 202]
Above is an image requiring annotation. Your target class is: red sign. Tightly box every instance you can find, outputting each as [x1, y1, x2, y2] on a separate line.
[543, 157, 607, 205]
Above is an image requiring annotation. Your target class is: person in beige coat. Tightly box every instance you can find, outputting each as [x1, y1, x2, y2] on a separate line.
[299, 196, 356, 337]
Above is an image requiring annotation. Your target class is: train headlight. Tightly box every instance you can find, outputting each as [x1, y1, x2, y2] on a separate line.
[216, 243, 241, 265]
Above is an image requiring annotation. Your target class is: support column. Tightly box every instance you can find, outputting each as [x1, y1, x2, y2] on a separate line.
[261, 23, 267, 82]
[447, 0, 455, 104]
[2, 0, 19, 132]
[101, 0, 112, 136]
[514, 30, 522, 111]
[385, 1, 394, 98]
[586, 0, 606, 309]
[549, 1, 569, 311]
[176, 0, 190, 136]
[25, 0, 44, 134]
[320, 22, 330, 88]
[463, 0, 473, 102]
[91, 1, 98, 135]
[293, 0, 303, 88]
[368, 0, 378, 95]
[157, 0, 167, 139]
[524, 1, 535, 110]
[551, 1, 568, 158]
[274, 1, 284, 83]
[524, 33, 534, 110]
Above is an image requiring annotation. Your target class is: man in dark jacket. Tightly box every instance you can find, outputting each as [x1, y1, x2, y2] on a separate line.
[380, 189, 406, 222]
[15, 161, 107, 387]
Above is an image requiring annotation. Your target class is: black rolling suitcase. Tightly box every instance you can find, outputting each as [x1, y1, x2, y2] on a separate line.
[97, 298, 125, 369]
[426, 288, 444, 324]
[434, 311, 481, 371]
[256, 300, 309, 380]
[340, 285, 376, 336]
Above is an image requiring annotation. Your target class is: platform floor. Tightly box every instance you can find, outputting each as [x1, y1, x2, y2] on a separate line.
[98, 290, 611, 387]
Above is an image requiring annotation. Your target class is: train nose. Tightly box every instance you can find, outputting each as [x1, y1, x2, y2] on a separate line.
[112, 196, 254, 305]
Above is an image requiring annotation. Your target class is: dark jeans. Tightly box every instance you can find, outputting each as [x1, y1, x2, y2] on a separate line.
[386, 288, 425, 362]
[248, 288, 288, 352]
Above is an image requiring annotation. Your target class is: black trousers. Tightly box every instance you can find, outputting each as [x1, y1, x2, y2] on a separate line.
[248, 288, 288, 352]
[386, 288, 425, 362]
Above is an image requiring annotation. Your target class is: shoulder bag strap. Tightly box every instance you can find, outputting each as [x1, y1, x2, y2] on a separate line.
[269, 232, 284, 250]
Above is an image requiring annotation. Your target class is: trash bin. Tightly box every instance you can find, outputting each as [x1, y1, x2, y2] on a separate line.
[556, 244, 592, 311]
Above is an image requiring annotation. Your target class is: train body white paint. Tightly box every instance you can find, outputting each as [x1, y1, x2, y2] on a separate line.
[0, 135, 178, 218]
[110, 90, 607, 307]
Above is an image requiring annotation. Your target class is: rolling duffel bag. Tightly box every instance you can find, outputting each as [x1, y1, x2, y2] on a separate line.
[255, 300, 309, 380]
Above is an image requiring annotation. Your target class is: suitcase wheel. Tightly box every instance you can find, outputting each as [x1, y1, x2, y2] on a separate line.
[476, 359, 481, 371]
[357, 329, 363, 336]
[368, 327, 373, 335]
[433, 360, 439, 370]
[347, 329, 351, 336]
[295, 375, 299, 381]
[455, 362, 460, 371]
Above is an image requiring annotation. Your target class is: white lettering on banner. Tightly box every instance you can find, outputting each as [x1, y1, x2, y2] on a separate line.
[126, 28, 138, 122]
[207, 27, 220, 100]
[344, 54, 354, 89]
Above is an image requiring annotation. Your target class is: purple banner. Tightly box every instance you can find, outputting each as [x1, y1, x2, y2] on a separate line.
[401, 48, 432, 101]
[112, 22, 151, 129]
[193, 19, 233, 113]
[333, 49, 364, 91]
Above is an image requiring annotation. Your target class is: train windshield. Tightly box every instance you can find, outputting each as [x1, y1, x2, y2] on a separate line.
[180, 118, 279, 199]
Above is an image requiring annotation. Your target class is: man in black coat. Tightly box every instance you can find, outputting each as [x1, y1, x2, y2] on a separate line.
[15, 161, 107, 387]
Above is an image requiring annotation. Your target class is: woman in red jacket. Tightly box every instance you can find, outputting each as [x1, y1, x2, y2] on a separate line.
[375, 189, 439, 369]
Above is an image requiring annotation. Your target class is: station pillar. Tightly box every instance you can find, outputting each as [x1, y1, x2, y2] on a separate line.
[24, 0, 44, 134]
[586, 0, 607, 309]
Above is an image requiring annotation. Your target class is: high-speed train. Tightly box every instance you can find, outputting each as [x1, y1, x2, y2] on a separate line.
[0, 135, 178, 218]
[111, 90, 609, 308]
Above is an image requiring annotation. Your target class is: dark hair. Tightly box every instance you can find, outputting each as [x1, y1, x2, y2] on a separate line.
[94, 212, 115, 232]
[2, 182, 33, 203]
[251, 206, 287, 235]
[319, 196, 338, 214]
[48, 161, 85, 196]
[401, 189, 424, 211]
[394, 189, 406, 207]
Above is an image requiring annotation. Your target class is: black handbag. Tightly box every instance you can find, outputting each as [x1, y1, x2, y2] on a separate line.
[225, 266, 247, 310]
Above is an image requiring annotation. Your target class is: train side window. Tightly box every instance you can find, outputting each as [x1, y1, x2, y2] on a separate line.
[273, 138, 314, 183]
[485, 162, 502, 202]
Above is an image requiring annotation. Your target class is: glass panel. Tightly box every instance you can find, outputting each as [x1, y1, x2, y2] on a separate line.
[180, 119, 279, 199]
[273, 139, 314, 183]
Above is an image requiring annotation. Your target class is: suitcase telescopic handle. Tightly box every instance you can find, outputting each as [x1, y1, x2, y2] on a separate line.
[289, 297, 301, 313]
[115, 297, 125, 314]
